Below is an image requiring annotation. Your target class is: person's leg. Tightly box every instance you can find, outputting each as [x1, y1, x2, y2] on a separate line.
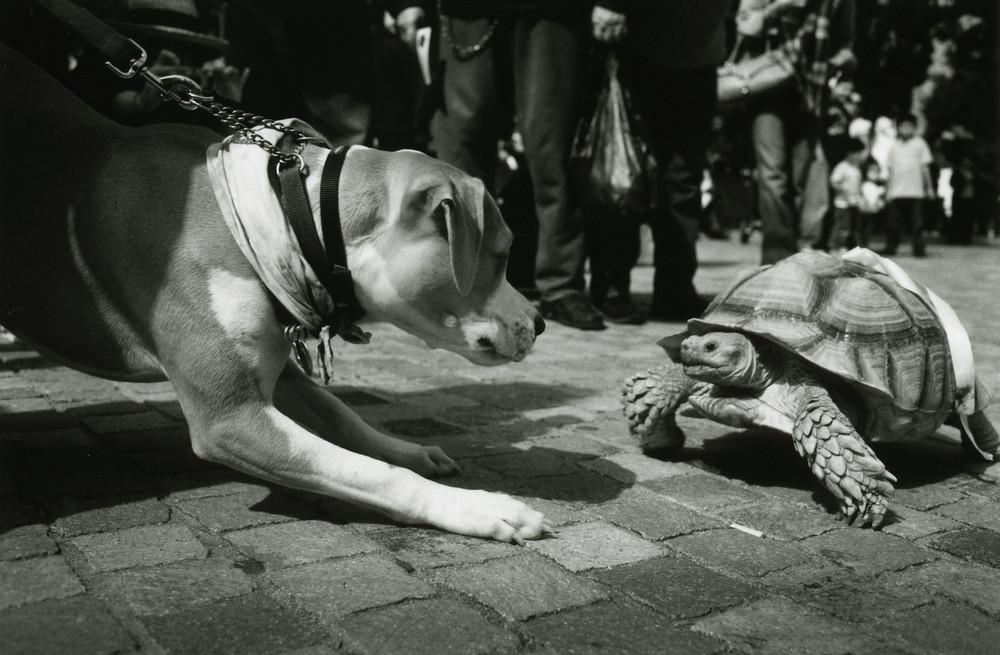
[512, 17, 602, 328]
[857, 210, 871, 248]
[911, 198, 927, 256]
[882, 199, 902, 254]
[430, 18, 502, 185]
[752, 110, 798, 264]
[829, 206, 850, 249]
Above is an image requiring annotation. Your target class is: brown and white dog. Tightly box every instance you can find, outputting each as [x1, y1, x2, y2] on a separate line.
[0, 43, 549, 542]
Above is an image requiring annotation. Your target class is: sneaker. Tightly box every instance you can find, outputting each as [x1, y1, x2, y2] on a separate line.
[540, 293, 606, 331]
[649, 294, 709, 322]
[599, 296, 646, 325]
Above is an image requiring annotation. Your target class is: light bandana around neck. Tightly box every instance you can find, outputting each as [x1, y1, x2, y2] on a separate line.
[206, 119, 342, 331]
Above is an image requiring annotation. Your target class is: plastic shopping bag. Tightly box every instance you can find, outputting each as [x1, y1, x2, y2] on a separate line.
[571, 52, 658, 219]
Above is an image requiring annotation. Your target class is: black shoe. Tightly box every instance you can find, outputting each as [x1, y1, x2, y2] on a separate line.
[649, 294, 709, 322]
[599, 296, 646, 325]
[540, 293, 606, 331]
[877, 248, 897, 256]
[912, 247, 927, 258]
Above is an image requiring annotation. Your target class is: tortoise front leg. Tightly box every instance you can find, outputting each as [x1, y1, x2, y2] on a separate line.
[623, 363, 709, 452]
[790, 386, 897, 527]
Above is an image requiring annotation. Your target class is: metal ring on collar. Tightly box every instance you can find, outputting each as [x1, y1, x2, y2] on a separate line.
[275, 153, 308, 177]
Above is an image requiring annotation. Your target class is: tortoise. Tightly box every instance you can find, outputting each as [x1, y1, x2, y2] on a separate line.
[623, 250, 998, 527]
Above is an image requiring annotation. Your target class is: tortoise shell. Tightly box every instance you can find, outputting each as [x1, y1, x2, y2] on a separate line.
[678, 251, 955, 441]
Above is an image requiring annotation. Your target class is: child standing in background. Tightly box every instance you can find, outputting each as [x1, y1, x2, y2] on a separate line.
[883, 113, 935, 257]
[857, 159, 885, 248]
[828, 139, 867, 250]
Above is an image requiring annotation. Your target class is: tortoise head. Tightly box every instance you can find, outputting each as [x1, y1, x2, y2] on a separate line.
[680, 332, 776, 390]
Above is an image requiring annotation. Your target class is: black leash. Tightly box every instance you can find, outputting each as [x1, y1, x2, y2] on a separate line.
[33, 0, 370, 382]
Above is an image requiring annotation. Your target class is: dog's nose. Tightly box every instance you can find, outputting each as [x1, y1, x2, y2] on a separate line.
[534, 315, 546, 336]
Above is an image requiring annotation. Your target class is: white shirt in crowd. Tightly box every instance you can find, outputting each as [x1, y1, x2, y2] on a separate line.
[886, 136, 933, 199]
[830, 160, 862, 209]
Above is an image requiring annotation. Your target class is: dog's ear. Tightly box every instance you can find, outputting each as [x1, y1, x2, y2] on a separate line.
[435, 182, 485, 296]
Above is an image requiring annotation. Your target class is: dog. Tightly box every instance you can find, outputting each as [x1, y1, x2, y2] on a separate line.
[0, 42, 549, 543]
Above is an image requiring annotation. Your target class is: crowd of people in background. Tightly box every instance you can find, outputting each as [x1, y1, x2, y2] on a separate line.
[1, 0, 996, 337]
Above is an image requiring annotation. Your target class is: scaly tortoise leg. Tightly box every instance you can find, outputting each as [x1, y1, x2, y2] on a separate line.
[791, 387, 897, 527]
[623, 363, 707, 452]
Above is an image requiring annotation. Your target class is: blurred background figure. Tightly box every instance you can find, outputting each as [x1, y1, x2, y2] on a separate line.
[387, 1, 605, 331]
[882, 113, 935, 257]
[585, 1, 730, 324]
[731, 0, 857, 265]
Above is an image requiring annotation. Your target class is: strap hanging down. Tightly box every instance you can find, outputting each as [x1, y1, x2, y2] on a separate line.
[33, 0, 147, 77]
[277, 147, 366, 340]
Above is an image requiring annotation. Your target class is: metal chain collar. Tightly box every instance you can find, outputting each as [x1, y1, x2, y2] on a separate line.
[436, 0, 498, 61]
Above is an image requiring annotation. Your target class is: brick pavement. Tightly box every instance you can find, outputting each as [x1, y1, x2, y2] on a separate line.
[2, 237, 999, 654]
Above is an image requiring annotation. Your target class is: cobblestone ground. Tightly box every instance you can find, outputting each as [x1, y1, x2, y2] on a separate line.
[2, 236, 999, 655]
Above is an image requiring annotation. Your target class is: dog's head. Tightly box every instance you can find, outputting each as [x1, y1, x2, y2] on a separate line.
[334, 148, 544, 365]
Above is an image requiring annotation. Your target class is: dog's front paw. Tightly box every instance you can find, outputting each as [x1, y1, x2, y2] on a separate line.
[424, 487, 551, 544]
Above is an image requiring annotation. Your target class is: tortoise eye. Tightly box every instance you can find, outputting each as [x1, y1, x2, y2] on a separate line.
[704, 342, 717, 353]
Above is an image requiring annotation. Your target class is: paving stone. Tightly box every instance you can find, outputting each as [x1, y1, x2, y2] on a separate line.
[49, 495, 170, 537]
[788, 574, 927, 622]
[593, 487, 723, 540]
[502, 470, 628, 508]
[528, 521, 663, 571]
[268, 554, 434, 618]
[800, 529, 937, 576]
[525, 599, 723, 655]
[0, 427, 95, 450]
[127, 447, 219, 474]
[591, 556, 759, 619]
[889, 559, 1000, 617]
[95, 557, 253, 615]
[583, 453, 694, 483]
[174, 487, 314, 532]
[644, 473, 764, 510]
[0, 595, 134, 655]
[15, 469, 153, 499]
[382, 417, 467, 438]
[474, 449, 582, 479]
[61, 399, 146, 416]
[0, 524, 58, 560]
[892, 485, 967, 510]
[99, 426, 191, 452]
[879, 601, 1000, 655]
[693, 597, 869, 654]
[0, 556, 84, 609]
[342, 597, 518, 655]
[82, 410, 180, 434]
[759, 560, 851, 588]
[880, 504, 963, 540]
[720, 500, 841, 540]
[226, 520, 377, 568]
[70, 523, 207, 572]
[375, 527, 519, 569]
[143, 593, 327, 654]
[518, 433, 620, 460]
[928, 528, 1000, 568]
[429, 552, 609, 620]
[668, 528, 811, 577]
[930, 496, 1000, 531]
[0, 499, 44, 529]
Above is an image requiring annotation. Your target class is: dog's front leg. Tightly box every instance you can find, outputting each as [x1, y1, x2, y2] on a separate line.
[273, 362, 458, 478]
[161, 330, 548, 542]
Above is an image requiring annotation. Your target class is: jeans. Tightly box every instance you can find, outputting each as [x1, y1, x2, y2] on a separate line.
[431, 17, 585, 301]
[750, 95, 813, 264]
[884, 198, 926, 254]
[587, 60, 715, 307]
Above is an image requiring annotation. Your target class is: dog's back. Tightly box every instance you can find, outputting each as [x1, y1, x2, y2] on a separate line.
[0, 42, 226, 379]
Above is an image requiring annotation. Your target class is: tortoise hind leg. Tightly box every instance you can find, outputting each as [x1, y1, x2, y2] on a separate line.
[791, 386, 898, 527]
[958, 411, 1000, 482]
[623, 363, 705, 452]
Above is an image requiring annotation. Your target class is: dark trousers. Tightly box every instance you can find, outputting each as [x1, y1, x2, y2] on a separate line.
[884, 198, 926, 254]
[587, 60, 715, 307]
[750, 92, 813, 264]
[431, 17, 584, 300]
[829, 206, 857, 249]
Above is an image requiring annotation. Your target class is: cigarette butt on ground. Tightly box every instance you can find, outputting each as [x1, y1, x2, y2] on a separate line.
[729, 522, 764, 538]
